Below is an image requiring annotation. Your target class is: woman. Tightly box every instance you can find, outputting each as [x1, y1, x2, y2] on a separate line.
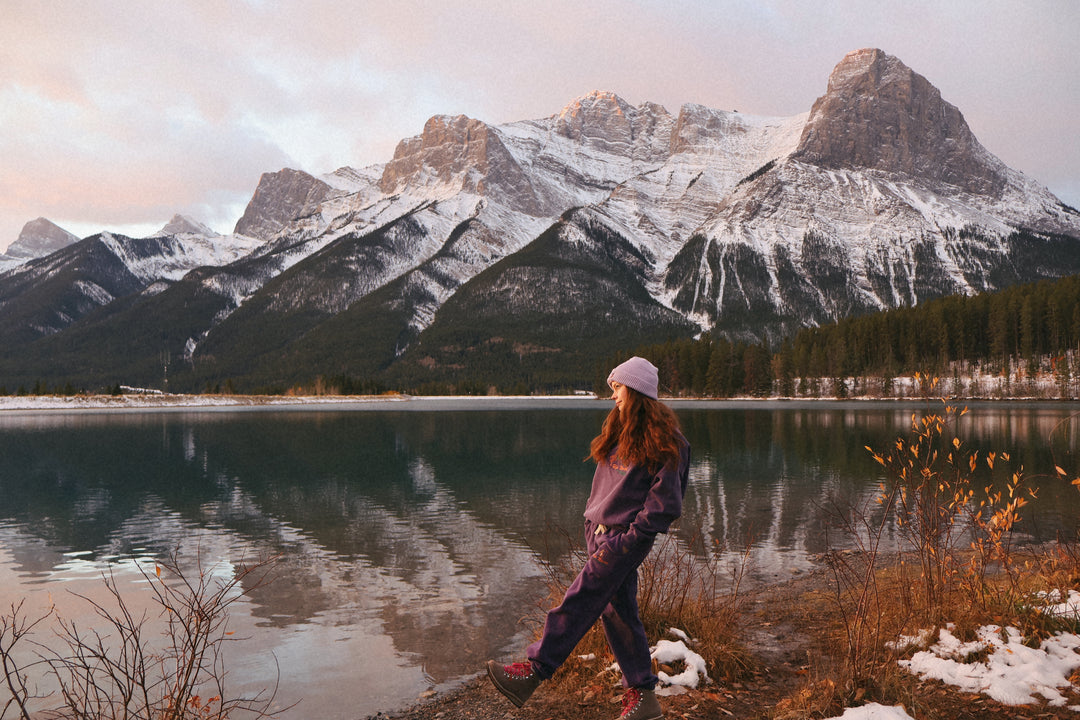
[487, 356, 690, 720]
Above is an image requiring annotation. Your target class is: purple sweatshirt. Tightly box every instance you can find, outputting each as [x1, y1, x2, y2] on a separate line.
[582, 432, 690, 543]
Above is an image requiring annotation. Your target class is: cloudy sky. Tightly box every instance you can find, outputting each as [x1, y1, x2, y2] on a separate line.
[2, 0, 1077, 251]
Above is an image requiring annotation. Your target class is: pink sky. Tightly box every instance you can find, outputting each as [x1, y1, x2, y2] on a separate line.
[2, 0, 1078, 250]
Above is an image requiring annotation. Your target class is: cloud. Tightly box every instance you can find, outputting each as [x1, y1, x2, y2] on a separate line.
[1, 0, 1077, 250]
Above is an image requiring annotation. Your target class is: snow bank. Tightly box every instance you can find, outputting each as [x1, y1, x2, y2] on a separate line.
[897, 624, 1080, 707]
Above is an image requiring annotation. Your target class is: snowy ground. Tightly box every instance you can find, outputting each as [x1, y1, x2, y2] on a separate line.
[646, 575, 1080, 717]
[650, 630, 919, 720]
[823, 590, 1080, 719]
[829, 705, 915, 720]
[884, 589, 1080, 713]
[815, 366, 1078, 401]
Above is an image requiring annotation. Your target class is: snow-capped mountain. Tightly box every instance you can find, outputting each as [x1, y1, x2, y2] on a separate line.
[660, 48, 1080, 340]
[0, 218, 80, 272]
[1, 48, 1078, 391]
[0, 220, 262, 347]
[152, 214, 220, 238]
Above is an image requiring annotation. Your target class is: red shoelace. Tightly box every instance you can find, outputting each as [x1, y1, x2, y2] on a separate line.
[503, 662, 534, 678]
[620, 687, 643, 717]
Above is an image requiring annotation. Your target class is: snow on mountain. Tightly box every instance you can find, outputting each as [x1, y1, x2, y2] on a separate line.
[0, 216, 266, 352]
[3, 48, 1079, 391]
[654, 48, 1080, 340]
[589, 108, 809, 285]
[0, 217, 80, 273]
[322, 164, 384, 193]
[184, 90, 810, 342]
[151, 214, 221, 238]
[98, 230, 264, 284]
[109, 48, 1080, 371]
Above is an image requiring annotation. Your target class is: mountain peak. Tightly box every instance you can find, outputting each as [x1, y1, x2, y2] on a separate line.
[554, 91, 636, 139]
[794, 48, 1006, 195]
[234, 168, 334, 240]
[556, 91, 632, 121]
[553, 90, 673, 161]
[5, 217, 79, 260]
[153, 214, 219, 238]
[378, 113, 500, 193]
[377, 113, 550, 214]
[825, 48, 899, 91]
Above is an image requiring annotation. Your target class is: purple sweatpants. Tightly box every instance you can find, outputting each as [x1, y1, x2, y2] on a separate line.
[526, 519, 658, 689]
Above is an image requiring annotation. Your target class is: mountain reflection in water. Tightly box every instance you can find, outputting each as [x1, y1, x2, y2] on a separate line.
[0, 399, 1078, 718]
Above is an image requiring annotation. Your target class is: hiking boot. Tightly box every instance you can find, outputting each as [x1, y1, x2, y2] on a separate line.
[618, 686, 663, 720]
[486, 660, 541, 707]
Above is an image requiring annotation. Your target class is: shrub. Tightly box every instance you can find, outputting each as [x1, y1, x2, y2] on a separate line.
[0, 549, 282, 720]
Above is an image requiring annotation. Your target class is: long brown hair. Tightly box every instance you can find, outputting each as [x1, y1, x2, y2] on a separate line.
[588, 387, 684, 472]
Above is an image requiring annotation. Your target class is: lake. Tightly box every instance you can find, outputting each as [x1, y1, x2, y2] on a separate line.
[1, 398, 1078, 718]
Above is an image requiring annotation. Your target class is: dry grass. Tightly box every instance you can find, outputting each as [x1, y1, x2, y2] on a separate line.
[533, 526, 752, 695]
[773, 396, 1080, 718]
[763, 539, 1080, 720]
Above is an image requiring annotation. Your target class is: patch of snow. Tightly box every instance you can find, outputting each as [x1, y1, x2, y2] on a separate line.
[321, 164, 383, 192]
[898, 624, 1080, 707]
[607, 628, 711, 695]
[827, 704, 915, 720]
[886, 627, 935, 653]
[1036, 589, 1080, 620]
[653, 638, 710, 691]
[73, 279, 114, 307]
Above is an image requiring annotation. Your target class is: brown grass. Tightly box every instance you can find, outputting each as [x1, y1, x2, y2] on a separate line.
[533, 525, 752, 695]
[775, 395, 1080, 717]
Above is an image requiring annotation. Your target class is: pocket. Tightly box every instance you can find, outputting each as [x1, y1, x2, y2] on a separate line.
[611, 528, 653, 556]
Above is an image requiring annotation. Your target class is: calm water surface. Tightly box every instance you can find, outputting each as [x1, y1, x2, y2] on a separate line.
[1, 398, 1079, 718]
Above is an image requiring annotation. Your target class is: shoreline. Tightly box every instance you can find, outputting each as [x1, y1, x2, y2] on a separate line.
[1, 393, 1078, 415]
[0, 393, 602, 414]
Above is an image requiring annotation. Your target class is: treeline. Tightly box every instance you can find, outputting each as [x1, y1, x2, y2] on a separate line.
[12, 274, 1080, 399]
[596, 336, 773, 398]
[602, 273, 1080, 398]
[0, 381, 82, 397]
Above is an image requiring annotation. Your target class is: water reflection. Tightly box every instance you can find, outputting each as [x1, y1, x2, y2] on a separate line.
[0, 400, 1078, 718]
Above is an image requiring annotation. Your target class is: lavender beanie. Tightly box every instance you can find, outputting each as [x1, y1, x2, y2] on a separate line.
[607, 356, 659, 400]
